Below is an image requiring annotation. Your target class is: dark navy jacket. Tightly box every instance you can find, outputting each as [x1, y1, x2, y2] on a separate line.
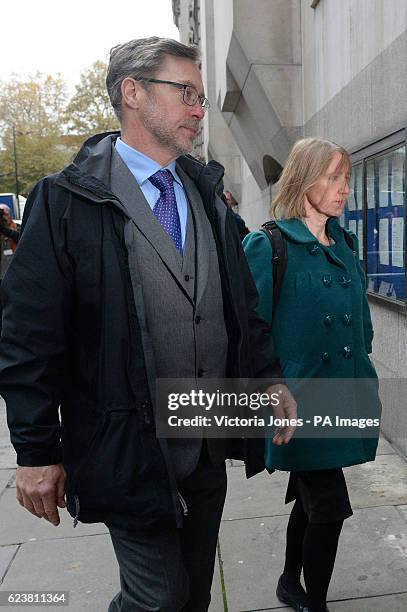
[0, 132, 280, 530]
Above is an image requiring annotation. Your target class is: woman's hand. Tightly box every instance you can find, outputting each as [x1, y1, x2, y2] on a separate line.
[264, 384, 297, 445]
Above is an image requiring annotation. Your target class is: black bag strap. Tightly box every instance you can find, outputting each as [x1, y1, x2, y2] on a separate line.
[261, 221, 287, 314]
[342, 228, 357, 256]
[259, 223, 354, 313]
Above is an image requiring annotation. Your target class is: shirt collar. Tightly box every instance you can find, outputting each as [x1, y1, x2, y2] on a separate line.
[115, 137, 182, 187]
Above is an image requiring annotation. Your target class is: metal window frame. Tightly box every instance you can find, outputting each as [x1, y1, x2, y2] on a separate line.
[350, 128, 407, 313]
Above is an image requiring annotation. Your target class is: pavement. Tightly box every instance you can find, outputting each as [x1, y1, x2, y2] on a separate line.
[0, 396, 406, 611]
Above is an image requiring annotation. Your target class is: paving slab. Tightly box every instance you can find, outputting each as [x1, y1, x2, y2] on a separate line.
[0, 399, 10, 446]
[0, 447, 16, 469]
[220, 513, 287, 610]
[0, 534, 118, 611]
[209, 555, 225, 612]
[397, 505, 407, 522]
[331, 505, 407, 600]
[0, 400, 16, 468]
[377, 435, 396, 455]
[345, 454, 407, 509]
[0, 469, 14, 495]
[261, 592, 407, 611]
[219, 505, 407, 611]
[0, 544, 18, 583]
[223, 469, 291, 521]
[0, 488, 108, 546]
[328, 592, 407, 611]
[228, 459, 245, 467]
[0, 534, 225, 612]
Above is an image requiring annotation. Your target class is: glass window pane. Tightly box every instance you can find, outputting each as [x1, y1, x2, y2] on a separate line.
[343, 163, 364, 266]
[366, 147, 405, 301]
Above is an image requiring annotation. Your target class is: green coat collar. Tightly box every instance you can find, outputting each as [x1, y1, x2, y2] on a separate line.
[274, 217, 344, 244]
[274, 217, 349, 271]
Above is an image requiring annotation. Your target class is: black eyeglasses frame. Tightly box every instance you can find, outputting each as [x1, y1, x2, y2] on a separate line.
[134, 77, 210, 111]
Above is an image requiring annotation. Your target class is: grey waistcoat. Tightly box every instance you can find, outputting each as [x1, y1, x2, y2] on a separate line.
[109, 147, 228, 480]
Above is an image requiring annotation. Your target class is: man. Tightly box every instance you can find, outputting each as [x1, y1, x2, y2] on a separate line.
[0, 204, 20, 333]
[221, 190, 250, 240]
[0, 38, 295, 611]
[0, 204, 20, 247]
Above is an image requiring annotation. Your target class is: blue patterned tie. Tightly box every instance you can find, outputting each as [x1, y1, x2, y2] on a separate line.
[149, 170, 182, 254]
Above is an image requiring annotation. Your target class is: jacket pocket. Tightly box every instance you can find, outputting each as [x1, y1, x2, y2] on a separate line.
[69, 408, 171, 525]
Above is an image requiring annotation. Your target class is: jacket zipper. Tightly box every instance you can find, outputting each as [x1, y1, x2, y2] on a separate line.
[178, 492, 188, 517]
[73, 494, 80, 528]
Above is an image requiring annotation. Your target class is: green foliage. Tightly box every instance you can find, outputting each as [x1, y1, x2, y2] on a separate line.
[0, 73, 74, 196]
[0, 62, 119, 199]
[66, 60, 119, 139]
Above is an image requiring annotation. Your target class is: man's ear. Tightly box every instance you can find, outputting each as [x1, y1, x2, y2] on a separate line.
[121, 77, 144, 111]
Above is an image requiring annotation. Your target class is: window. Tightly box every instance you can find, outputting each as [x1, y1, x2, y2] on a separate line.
[342, 133, 406, 306]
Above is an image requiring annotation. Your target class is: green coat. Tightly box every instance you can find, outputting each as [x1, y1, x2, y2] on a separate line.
[243, 218, 380, 471]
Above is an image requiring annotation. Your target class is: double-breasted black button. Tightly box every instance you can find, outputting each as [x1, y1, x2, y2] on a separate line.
[184, 274, 190, 282]
[338, 275, 351, 288]
[324, 315, 334, 326]
[307, 244, 321, 255]
[322, 274, 333, 287]
[321, 352, 330, 362]
[342, 346, 353, 359]
[343, 314, 352, 326]
[195, 315, 202, 324]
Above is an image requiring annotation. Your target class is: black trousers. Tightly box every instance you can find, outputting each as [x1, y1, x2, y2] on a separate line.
[108, 444, 227, 612]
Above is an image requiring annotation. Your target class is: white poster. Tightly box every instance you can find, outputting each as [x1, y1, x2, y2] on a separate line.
[354, 165, 363, 210]
[347, 190, 356, 211]
[366, 162, 375, 209]
[358, 220, 364, 260]
[348, 219, 357, 236]
[379, 158, 389, 207]
[391, 149, 405, 207]
[391, 217, 405, 268]
[379, 218, 389, 265]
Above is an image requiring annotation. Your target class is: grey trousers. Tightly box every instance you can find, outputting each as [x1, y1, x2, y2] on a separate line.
[108, 447, 227, 612]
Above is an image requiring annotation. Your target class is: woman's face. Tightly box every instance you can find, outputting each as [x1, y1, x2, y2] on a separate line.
[305, 152, 351, 219]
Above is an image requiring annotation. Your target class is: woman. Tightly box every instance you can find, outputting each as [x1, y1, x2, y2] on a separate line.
[243, 138, 381, 612]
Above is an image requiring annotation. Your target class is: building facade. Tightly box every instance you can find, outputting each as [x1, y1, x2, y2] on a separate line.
[173, 0, 407, 456]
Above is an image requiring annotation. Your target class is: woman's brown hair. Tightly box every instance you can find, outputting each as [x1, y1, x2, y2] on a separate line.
[271, 138, 351, 219]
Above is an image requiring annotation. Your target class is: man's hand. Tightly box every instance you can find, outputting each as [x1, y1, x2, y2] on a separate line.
[265, 384, 297, 445]
[16, 464, 67, 526]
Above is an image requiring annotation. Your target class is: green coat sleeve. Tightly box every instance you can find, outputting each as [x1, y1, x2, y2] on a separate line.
[243, 231, 274, 327]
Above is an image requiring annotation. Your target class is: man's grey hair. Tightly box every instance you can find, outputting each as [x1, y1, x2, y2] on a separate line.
[106, 37, 200, 121]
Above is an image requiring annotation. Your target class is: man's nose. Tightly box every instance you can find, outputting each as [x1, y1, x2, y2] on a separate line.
[190, 104, 205, 121]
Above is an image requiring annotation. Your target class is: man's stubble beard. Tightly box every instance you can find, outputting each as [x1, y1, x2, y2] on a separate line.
[141, 102, 193, 158]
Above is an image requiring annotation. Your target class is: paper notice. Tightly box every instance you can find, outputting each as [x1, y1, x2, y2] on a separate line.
[348, 219, 357, 235]
[358, 220, 364, 260]
[366, 162, 375, 209]
[391, 148, 405, 207]
[379, 158, 389, 207]
[391, 217, 405, 268]
[354, 165, 363, 210]
[379, 218, 389, 265]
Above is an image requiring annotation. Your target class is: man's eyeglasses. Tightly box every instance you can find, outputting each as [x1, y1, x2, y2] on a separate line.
[135, 78, 210, 112]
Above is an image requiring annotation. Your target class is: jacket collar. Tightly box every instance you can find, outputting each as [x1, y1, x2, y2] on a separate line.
[58, 131, 225, 214]
[275, 217, 344, 244]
